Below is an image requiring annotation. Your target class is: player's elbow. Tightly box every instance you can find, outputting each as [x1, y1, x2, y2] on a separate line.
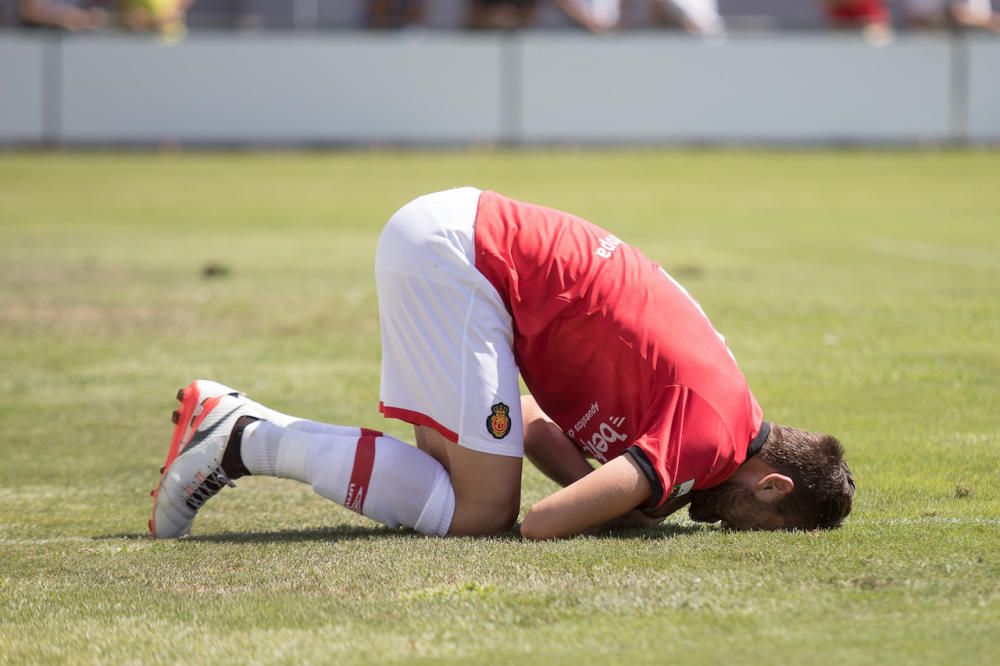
[519, 507, 558, 540]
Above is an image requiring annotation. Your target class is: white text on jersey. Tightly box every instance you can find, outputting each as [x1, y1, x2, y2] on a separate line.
[594, 234, 624, 260]
[566, 401, 600, 439]
[580, 416, 627, 463]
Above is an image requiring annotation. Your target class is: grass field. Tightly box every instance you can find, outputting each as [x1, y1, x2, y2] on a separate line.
[0, 150, 998, 665]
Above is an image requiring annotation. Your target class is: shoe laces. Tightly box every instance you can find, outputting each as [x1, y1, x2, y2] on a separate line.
[185, 467, 236, 512]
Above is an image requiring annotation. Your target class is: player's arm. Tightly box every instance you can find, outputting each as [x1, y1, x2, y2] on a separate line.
[520, 453, 652, 540]
[521, 394, 595, 488]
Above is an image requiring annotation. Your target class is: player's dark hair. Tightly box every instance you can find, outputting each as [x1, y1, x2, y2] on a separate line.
[759, 425, 855, 529]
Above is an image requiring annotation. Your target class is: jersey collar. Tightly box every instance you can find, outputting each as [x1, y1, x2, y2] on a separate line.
[747, 421, 771, 458]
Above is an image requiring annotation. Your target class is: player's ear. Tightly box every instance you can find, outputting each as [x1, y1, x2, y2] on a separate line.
[754, 473, 794, 503]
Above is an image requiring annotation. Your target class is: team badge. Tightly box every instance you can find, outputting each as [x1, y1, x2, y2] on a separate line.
[486, 402, 511, 439]
[669, 479, 695, 499]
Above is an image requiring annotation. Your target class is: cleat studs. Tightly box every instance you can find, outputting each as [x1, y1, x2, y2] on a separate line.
[159, 466, 165, 474]
[171, 410, 180, 424]
[176, 388, 185, 402]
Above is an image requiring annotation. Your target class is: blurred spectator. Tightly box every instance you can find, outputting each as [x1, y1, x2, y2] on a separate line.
[468, 0, 536, 28]
[652, 0, 726, 38]
[824, 0, 894, 44]
[12, 0, 108, 30]
[119, 0, 191, 40]
[368, 0, 425, 29]
[553, 0, 621, 31]
[905, 0, 1000, 31]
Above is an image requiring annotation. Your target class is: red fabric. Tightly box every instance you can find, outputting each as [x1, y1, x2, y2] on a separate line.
[827, 0, 889, 22]
[473, 191, 763, 506]
[344, 434, 377, 514]
[379, 401, 460, 443]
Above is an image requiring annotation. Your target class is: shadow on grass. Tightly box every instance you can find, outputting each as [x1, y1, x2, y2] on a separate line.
[96, 521, 703, 544]
[191, 525, 438, 544]
[93, 525, 406, 544]
[598, 523, 704, 540]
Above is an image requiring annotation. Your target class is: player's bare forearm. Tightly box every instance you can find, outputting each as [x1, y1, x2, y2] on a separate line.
[520, 454, 652, 540]
[519, 395, 686, 538]
[599, 495, 691, 530]
[521, 394, 594, 488]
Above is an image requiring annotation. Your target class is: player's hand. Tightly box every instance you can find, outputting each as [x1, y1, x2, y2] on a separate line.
[603, 509, 665, 530]
[639, 494, 692, 521]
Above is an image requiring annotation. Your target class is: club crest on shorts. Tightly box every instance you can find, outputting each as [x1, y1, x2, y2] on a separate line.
[487, 402, 511, 439]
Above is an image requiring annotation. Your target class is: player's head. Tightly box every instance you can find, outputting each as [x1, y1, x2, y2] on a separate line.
[687, 424, 854, 531]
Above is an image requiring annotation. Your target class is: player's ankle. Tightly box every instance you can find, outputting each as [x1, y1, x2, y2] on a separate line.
[221, 415, 258, 479]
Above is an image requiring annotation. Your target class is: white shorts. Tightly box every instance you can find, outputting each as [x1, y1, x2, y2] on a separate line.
[375, 187, 524, 458]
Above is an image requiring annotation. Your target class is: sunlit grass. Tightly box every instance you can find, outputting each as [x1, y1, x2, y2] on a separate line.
[0, 150, 997, 665]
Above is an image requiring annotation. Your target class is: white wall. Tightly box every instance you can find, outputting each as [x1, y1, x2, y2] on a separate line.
[60, 35, 503, 143]
[0, 32, 997, 145]
[969, 37, 1000, 141]
[0, 35, 47, 142]
[519, 35, 952, 143]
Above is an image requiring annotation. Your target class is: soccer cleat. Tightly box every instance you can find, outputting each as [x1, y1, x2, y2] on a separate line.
[149, 386, 260, 538]
[166, 380, 249, 460]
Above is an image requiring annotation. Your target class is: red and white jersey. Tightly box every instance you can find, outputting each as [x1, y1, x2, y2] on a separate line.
[473, 190, 764, 507]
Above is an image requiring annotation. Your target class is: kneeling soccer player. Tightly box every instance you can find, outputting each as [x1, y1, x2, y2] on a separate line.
[149, 188, 854, 539]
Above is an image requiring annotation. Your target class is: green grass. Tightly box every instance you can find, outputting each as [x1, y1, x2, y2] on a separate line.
[1, 150, 998, 665]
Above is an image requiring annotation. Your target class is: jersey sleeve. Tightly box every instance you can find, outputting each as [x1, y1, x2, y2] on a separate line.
[626, 387, 742, 509]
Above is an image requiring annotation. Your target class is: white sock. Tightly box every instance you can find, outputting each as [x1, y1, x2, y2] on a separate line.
[240, 421, 455, 536]
[243, 400, 364, 436]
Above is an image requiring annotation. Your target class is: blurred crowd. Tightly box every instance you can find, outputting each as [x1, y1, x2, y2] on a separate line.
[1, 0, 191, 37]
[1, 0, 997, 42]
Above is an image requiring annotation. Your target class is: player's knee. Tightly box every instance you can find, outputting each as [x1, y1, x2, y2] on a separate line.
[478, 505, 518, 536]
[493, 499, 520, 532]
[480, 501, 519, 535]
[449, 497, 519, 536]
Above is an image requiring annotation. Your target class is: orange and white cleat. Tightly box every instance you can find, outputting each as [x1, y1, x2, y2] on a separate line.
[149, 381, 259, 538]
